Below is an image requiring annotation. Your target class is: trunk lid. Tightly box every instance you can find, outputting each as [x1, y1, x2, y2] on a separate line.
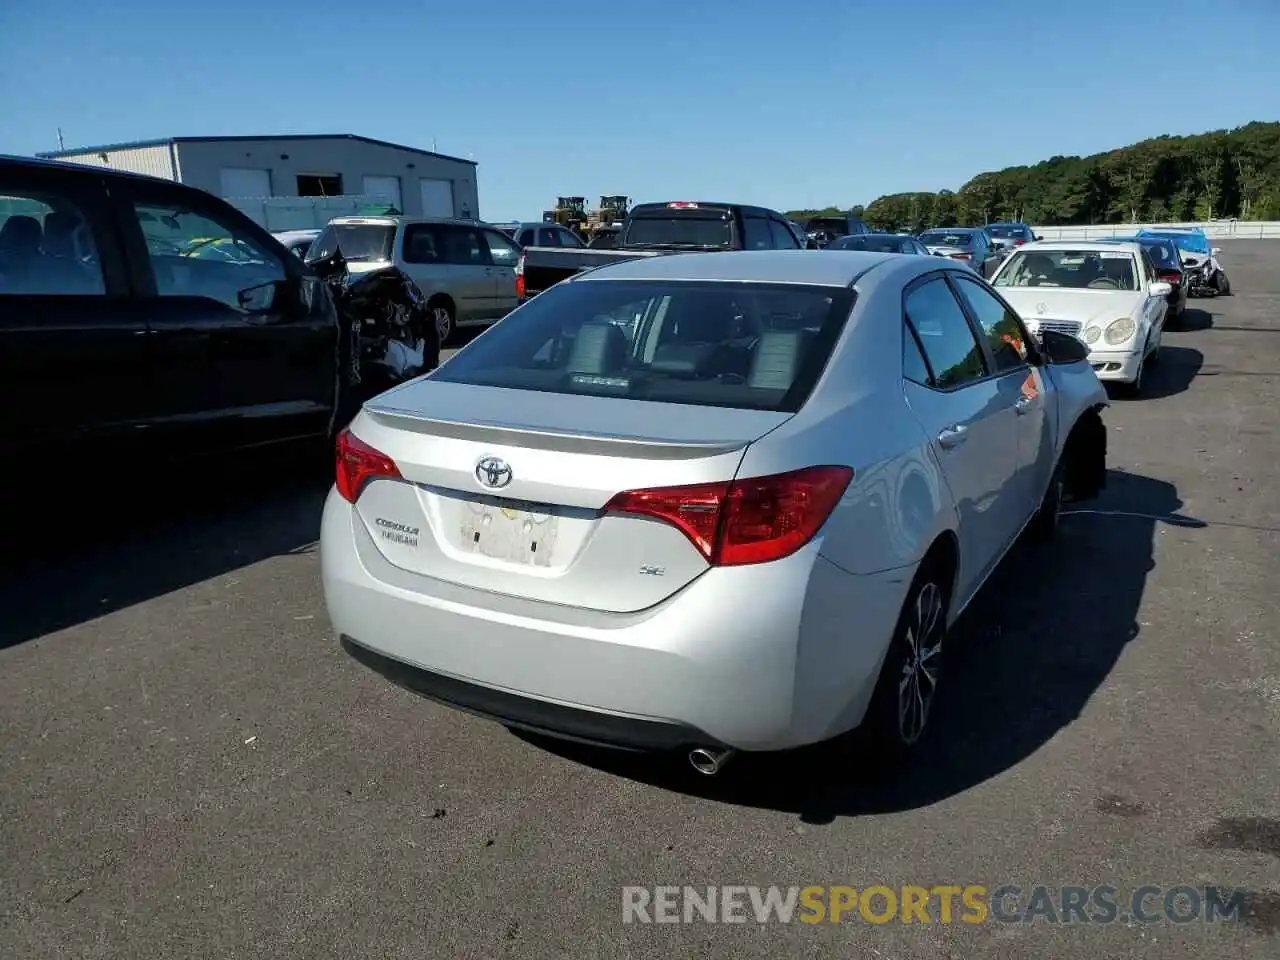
[348, 380, 792, 612]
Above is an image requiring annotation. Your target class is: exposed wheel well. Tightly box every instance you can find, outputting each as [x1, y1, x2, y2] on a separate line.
[921, 531, 959, 610]
[1061, 405, 1107, 502]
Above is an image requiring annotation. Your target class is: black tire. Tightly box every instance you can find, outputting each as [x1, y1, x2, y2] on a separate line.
[858, 556, 951, 763]
[428, 297, 455, 345]
[1026, 458, 1065, 543]
[1215, 270, 1231, 296]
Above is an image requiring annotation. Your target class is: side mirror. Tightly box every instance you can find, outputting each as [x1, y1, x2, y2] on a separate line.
[1211, 247, 1221, 256]
[1039, 329, 1090, 365]
[1033, 234, 1042, 241]
[237, 279, 282, 312]
[1149, 281, 1172, 297]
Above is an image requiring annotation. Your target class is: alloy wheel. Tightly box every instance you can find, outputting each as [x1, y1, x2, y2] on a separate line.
[433, 305, 453, 342]
[898, 581, 944, 744]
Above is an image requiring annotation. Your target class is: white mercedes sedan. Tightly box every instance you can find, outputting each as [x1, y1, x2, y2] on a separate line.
[988, 240, 1171, 395]
[321, 250, 1108, 773]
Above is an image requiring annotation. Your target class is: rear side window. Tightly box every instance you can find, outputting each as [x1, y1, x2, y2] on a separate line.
[536, 228, 562, 247]
[742, 216, 772, 250]
[904, 278, 988, 389]
[429, 280, 856, 412]
[769, 219, 799, 248]
[0, 189, 105, 295]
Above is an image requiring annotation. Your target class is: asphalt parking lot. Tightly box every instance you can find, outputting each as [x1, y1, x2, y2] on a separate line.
[2, 241, 1277, 959]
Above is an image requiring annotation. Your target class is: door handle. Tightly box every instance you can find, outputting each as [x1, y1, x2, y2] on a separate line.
[1015, 396, 1034, 415]
[937, 424, 968, 449]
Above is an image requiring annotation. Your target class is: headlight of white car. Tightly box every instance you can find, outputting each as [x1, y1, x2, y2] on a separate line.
[1104, 317, 1136, 346]
[1083, 325, 1101, 344]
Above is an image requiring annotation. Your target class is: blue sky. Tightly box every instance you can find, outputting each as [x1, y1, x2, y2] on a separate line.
[3, 0, 1278, 220]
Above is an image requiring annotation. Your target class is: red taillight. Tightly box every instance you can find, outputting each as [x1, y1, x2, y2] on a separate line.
[335, 428, 402, 503]
[950, 253, 972, 260]
[603, 466, 853, 567]
[515, 252, 526, 299]
[1158, 270, 1181, 284]
[1014, 239, 1026, 246]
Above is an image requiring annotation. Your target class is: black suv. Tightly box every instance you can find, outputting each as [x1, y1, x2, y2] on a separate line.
[0, 155, 342, 468]
[803, 214, 871, 248]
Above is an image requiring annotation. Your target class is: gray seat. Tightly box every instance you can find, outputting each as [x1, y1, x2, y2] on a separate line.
[748, 330, 812, 390]
[567, 321, 628, 375]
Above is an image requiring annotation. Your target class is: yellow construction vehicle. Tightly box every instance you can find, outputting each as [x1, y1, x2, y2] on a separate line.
[584, 195, 629, 240]
[541, 196, 587, 235]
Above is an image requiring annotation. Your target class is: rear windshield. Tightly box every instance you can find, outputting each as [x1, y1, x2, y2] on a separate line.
[806, 218, 849, 234]
[306, 223, 395, 262]
[987, 225, 1030, 239]
[430, 280, 855, 412]
[1141, 230, 1209, 254]
[919, 231, 975, 247]
[621, 210, 734, 248]
[994, 249, 1138, 291]
[829, 234, 913, 253]
[1139, 241, 1180, 268]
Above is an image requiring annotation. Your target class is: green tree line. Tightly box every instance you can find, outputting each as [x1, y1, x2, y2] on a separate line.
[785, 121, 1280, 233]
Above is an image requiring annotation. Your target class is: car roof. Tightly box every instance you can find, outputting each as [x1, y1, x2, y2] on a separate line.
[573, 249, 939, 287]
[920, 226, 976, 233]
[328, 216, 485, 227]
[0, 152, 178, 186]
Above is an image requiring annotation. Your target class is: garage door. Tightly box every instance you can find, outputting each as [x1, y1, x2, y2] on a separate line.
[362, 175, 402, 211]
[218, 167, 272, 198]
[419, 178, 455, 218]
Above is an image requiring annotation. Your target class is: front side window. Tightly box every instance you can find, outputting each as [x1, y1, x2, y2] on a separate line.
[769, 219, 799, 248]
[429, 280, 855, 412]
[904, 277, 988, 390]
[483, 229, 520, 265]
[132, 201, 283, 307]
[0, 188, 105, 295]
[951, 275, 1030, 372]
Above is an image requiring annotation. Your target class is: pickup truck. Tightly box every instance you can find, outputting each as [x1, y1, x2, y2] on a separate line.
[515, 200, 803, 301]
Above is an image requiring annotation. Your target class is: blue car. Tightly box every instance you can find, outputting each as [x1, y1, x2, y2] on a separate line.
[1137, 228, 1230, 296]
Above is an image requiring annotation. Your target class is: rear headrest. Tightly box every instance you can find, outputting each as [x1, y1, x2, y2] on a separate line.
[749, 330, 812, 390]
[0, 215, 43, 255]
[567, 322, 628, 375]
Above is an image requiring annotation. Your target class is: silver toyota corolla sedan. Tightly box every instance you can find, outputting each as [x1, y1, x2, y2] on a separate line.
[322, 250, 1109, 772]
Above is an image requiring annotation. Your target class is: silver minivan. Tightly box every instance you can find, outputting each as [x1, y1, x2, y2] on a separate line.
[306, 216, 521, 342]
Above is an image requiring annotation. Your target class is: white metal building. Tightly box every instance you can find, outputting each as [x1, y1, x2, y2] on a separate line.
[36, 134, 480, 220]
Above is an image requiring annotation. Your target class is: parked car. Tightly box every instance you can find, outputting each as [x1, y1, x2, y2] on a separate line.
[985, 222, 1038, 254]
[1137, 228, 1230, 297]
[0, 154, 342, 471]
[273, 228, 322, 260]
[1098, 235, 1189, 327]
[803, 214, 871, 248]
[989, 240, 1170, 395]
[917, 227, 1003, 278]
[305, 216, 522, 343]
[827, 233, 933, 255]
[321, 249, 1108, 771]
[515, 201, 806, 301]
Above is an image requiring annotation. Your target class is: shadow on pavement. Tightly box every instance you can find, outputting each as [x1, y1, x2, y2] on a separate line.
[1106, 345, 1203, 401]
[0, 447, 329, 651]
[516, 469, 1202, 823]
[1177, 307, 1214, 332]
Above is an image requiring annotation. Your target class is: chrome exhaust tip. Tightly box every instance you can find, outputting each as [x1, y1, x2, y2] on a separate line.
[688, 747, 735, 776]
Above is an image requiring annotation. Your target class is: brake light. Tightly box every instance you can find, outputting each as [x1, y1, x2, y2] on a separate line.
[666, 201, 699, 209]
[950, 253, 972, 260]
[1158, 270, 1181, 283]
[515, 252, 526, 299]
[603, 466, 853, 566]
[1014, 239, 1027, 246]
[335, 428, 402, 503]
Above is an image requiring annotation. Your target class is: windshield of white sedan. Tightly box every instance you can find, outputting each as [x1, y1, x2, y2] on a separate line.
[429, 280, 855, 412]
[994, 249, 1138, 291]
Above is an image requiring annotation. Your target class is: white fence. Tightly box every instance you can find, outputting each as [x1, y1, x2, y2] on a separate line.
[1029, 220, 1280, 241]
[225, 195, 389, 232]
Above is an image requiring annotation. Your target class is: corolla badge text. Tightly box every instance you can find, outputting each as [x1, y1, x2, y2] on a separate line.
[375, 517, 420, 548]
[475, 456, 513, 490]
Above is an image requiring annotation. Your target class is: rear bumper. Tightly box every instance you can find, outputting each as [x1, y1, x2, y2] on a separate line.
[321, 488, 912, 752]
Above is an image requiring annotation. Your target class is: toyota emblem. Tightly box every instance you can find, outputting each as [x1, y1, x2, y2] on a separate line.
[475, 456, 513, 490]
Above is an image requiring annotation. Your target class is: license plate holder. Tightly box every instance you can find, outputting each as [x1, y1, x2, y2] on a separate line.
[459, 500, 559, 567]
